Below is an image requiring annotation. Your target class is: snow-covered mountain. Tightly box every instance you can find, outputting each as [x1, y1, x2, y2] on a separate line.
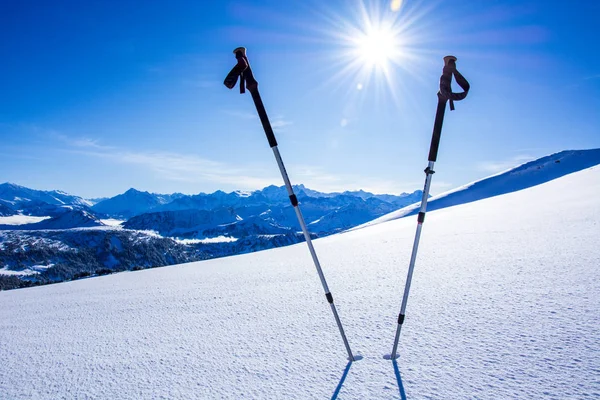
[309, 198, 395, 233]
[201, 215, 293, 237]
[123, 208, 239, 237]
[362, 148, 600, 227]
[295, 185, 423, 206]
[94, 185, 422, 238]
[1, 165, 597, 399]
[0, 210, 104, 230]
[0, 183, 93, 207]
[0, 229, 207, 287]
[91, 188, 184, 218]
[0, 183, 94, 216]
[149, 185, 421, 215]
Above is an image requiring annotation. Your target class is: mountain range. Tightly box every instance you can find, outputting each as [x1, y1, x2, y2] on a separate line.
[1, 149, 599, 290]
[0, 182, 423, 290]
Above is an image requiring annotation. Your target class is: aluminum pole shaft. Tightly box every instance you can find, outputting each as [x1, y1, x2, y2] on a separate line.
[253, 90, 354, 361]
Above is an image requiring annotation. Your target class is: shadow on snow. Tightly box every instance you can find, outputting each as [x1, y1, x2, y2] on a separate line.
[331, 361, 353, 400]
[393, 360, 408, 400]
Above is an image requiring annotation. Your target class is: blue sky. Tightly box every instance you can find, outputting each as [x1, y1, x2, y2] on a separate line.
[1, 0, 599, 198]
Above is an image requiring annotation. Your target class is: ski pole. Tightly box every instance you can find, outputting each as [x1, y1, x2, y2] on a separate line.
[390, 56, 470, 360]
[224, 47, 355, 361]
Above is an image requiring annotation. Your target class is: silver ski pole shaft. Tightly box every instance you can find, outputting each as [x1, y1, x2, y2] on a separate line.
[224, 47, 355, 361]
[390, 56, 470, 360]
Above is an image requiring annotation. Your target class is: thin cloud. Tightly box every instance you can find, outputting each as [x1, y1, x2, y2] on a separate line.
[182, 79, 217, 88]
[222, 110, 293, 131]
[566, 73, 600, 89]
[71, 138, 111, 149]
[58, 137, 279, 190]
[0, 151, 44, 161]
[289, 164, 424, 195]
[430, 181, 455, 194]
[477, 154, 534, 173]
[51, 132, 114, 150]
[33, 130, 429, 194]
[271, 117, 293, 130]
[222, 109, 259, 120]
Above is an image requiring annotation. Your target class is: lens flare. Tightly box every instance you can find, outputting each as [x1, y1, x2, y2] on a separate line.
[390, 0, 403, 12]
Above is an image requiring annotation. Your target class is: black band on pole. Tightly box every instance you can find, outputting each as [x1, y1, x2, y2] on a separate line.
[326, 292, 334, 304]
[397, 314, 405, 325]
[289, 194, 298, 207]
[417, 212, 425, 224]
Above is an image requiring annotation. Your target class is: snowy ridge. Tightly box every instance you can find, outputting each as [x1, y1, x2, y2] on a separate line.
[0, 166, 598, 398]
[0, 183, 92, 210]
[0, 210, 104, 230]
[360, 148, 600, 228]
[91, 188, 185, 219]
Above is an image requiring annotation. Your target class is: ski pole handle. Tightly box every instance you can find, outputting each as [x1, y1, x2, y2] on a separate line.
[439, 55, 470, 110]
[223, 47, 258, 93]
[428, 56, 470, 162]
[223, 47, 277, 147]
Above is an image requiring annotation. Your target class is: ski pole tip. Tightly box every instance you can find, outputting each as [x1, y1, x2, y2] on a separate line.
[443, 55, 457, 66]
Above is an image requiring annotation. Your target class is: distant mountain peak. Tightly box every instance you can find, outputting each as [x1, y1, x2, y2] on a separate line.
[124, 188, 147, 195]
[1, 182, 24, 189]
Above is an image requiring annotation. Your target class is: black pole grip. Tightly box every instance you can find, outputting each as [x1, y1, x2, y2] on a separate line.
[428, 93, 448, 162]
[249, 88, 278, 148]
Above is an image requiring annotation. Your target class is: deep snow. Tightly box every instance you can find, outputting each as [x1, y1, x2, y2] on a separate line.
[1, 167, 598, 399]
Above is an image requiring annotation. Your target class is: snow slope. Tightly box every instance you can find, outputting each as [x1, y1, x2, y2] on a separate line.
[362, 148, 600, 227]
[1, 167, 599, 399]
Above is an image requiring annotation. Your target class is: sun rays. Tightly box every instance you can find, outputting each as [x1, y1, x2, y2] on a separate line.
[306, 0, 434, 108]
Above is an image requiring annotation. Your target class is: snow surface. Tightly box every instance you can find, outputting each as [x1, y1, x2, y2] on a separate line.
[0, 215, 51, 225]
[1, 167, 599, 399]
[174, 236, 238, 244]
[99, 218, 125, 227]
[0, 264, 53, 276]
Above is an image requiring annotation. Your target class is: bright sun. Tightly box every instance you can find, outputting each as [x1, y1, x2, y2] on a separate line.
[316, 0, 424, 102]
[354, 27, 397, 68]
